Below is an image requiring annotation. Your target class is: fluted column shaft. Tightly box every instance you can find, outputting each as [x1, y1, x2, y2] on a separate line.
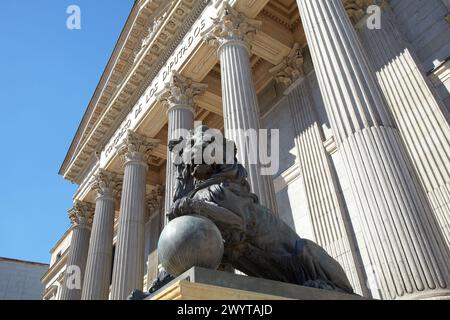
[60, 202, 93, 300]
[204, 5, 277, 213]
[288, 80, 367, 296]
[220, 43, 278, 211]
[164, 107, 194, 215]
[110, 131, 159, 300]
[158, 71, 206, 216]
[297, 0, 450, 299]
[354, 4, 450, 249]
[82, 171, 118, 300]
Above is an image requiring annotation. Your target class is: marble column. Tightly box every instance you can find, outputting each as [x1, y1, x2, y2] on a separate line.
[203, 4, 277, 213]
[296, 0, 450, 299]
[110, 130, 159, 300]
[270, 46, 368, 296]
[60, 201, 94, 300]
[158, 71, 207, 217]
[81, 170, 119, 300]
[345, 0, 450, 249]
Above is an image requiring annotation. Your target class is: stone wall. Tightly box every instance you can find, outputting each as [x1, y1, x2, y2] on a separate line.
[390, 0, 450, 71]
[0, 259, 48, 300]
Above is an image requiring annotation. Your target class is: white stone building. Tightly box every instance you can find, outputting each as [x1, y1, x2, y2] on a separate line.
[43, 0, 450, 300]
[0, 258, 48, 300]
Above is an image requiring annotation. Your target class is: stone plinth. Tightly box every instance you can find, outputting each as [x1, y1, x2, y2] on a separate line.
[147, 267, 366, 300]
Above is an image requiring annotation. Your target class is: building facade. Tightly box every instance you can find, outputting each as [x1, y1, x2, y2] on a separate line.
[44, 0, 450, 300]
[0, 258, 48, 300]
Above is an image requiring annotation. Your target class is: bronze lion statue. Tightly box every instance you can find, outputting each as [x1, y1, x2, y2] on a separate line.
[162, 125, 354, 294]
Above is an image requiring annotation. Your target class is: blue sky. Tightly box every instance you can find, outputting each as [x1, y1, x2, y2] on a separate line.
[0, 0, 133, 264]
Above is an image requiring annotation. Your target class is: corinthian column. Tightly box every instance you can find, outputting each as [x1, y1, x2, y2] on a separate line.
[82, 170, 120, 300]
[271, 45, 368, 296]
[203, 4, 277, 213]
[158, 71, 207, 216]
[296, 0, 450, 299]
[345, 0, 450, 249]
[60, 201, 94, 300]
[110, 131, 160, 300]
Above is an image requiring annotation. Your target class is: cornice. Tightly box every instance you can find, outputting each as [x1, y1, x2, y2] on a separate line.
[60, 1, 154, 177]
[41, 251, 68, 284]
[60, 0, 175, 181]
[62, 0, 209, 184]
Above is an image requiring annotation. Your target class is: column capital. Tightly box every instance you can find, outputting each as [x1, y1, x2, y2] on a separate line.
[157, 71, 207, 114]
[270, 43, 305, 88]
[203, 2, 262, 54]
[116, 130, 160, 166]
[69, 201, 95, 228]
[91, 169, 121, 199]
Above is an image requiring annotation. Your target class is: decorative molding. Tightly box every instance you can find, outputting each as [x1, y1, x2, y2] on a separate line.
[68, 201, 95, 227]
[133, 3, 172, 64]
[41, 251, 68, 284]
[62, 0, 208, 183]
[203, 2, 262, 52]
[270, 43, 305, 87]
[157, 71, 208, 113]
[61, 0, 167, 175]
[273, 163, 301, 193]
[261, 8, 300, 32]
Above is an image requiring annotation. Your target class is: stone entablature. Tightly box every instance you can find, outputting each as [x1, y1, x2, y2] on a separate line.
[61, 1, 169, 179]
[63, 0, 293, 188]
[61, 0, 206, 184]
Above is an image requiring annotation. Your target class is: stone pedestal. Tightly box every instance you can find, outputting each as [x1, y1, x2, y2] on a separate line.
[148, 267, 367, 300]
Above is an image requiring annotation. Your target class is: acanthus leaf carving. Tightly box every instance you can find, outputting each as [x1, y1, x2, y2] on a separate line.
[90, 169, 121, 198]
[157, 71, 207, 111]
[69, 201, 95, 227]
[270, 43, 305, 87]
[202, 2, 262, 50]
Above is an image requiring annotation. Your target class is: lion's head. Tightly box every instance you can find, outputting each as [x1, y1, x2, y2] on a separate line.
[170, 125, 238, 180]
[168, 125, 252, 204]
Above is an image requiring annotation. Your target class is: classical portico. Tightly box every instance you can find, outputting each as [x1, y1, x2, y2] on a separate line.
[46, 0, 450, 301]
